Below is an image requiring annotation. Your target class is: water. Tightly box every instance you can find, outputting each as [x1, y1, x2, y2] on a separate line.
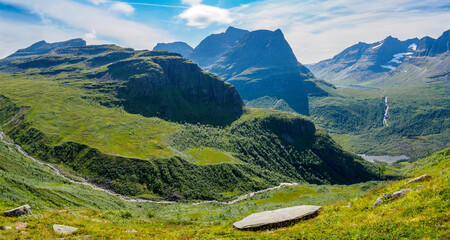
[336, 85, 379, 90]
[358, 154, 409, 163]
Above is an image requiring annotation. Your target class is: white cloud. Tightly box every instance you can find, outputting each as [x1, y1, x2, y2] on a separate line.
[182, 0, 202, 6]
[231, 0, 450, 64]
[179, 4, 233, 28]
[110, 2, 134, 15]
[84, 29, 97, 40]
[88, 0, 107, 5]
[0, 0, 173, 56]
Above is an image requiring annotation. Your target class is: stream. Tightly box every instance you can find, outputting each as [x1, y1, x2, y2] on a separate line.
[0, 129, 297, 205]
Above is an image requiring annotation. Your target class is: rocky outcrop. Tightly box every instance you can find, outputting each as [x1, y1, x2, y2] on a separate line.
[373, 188, 411, 207]
[114, 55, 244, 125]
[405, 174, 431, 185]
[53, 224, 78, 234]
[233, 205, 322, 231]
[3, 205, 32, 217]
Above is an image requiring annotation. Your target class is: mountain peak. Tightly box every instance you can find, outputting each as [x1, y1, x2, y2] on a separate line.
[189, 27, 249, 67]
[153, 41, 193, 57]
[8, 38, 86, 58]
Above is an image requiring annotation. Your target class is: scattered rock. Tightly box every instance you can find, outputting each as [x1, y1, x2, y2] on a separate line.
[53, 224, 78, 235]
[3, 205, 32, 217]
[405, 174, 431, 185]
[415, 185, 426, 190]
[345, 203, 351, 208]
[0, 226, 12, 231]
[373, 188, 411, 207]
[233, 205, 322, 231]
[15, 222, 28, 230]
[126, 229, 137, 233]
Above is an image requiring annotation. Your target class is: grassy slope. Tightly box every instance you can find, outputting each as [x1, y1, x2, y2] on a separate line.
[0, 71, 378, 200]
[309, 81, 450, 160]
[0, 137, 447, 239]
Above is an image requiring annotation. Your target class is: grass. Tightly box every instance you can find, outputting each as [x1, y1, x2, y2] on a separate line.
[0, 73, 177, 160]
[0, 138, 448, 239]
[184, 147, 240, 165]
[309, 81, 450, 160]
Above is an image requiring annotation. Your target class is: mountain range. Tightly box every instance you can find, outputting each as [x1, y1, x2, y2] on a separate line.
[309, 29, 450, 85]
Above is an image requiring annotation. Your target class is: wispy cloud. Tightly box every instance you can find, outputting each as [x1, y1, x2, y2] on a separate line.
[110, 2, 134, 15]
[0, 0, 173, 57]
[231, 0, 450, 63]
[178, 0, 233, 28]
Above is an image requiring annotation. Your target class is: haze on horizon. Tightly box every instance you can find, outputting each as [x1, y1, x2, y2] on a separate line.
[0, 0, 449, 64]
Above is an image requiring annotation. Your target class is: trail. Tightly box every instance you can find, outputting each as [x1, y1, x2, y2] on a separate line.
[0, 129, 297, 205]
[383, 96, 390, 126]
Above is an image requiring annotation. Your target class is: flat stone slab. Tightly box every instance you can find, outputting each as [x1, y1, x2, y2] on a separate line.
[3, 205, 32, 217]
[405, 174, 431, 185]
[233, 205, 322, 231]
[53, 224, 78, 235]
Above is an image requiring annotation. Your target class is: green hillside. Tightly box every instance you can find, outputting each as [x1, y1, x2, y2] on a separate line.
[0, 134, 447, 239]
[0, 43, 379, 201]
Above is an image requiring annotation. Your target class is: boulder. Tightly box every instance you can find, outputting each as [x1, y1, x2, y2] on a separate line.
[0, 226, 12, 231]
[233, 205, 322, 231]
[373, 188, 411, 207]
[3, 205, 32, 217]
[53, 224, 78, 235]
[405, 174, 431, 185]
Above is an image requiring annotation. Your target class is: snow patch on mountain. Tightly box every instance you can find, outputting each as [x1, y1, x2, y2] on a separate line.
[372, 43, 383, 49]
[381, 65, 396, 70]
[408, 43, 417, 51]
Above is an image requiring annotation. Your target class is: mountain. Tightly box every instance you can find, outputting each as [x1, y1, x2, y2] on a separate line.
[206, 28, 329, 115]
[309, 29, 450, 85]
[0, 40, 379, 201]
[7, 38, 86, 58]
[189, 26, 249, 67]
[153, 41, 193, 57]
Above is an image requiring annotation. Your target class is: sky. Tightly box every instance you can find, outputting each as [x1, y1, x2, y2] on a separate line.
[0, 0, 449, 64]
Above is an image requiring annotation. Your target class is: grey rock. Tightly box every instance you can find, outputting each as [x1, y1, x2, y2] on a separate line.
[405, 174, 431, 185]
[345, 202, 351, 208]
[373, 188, 411, 207]
[126, 229, 137, 233]
[53, 224, 78, 235]
[0, 226, 12, 231]
[415, 185, 426, 190]
[3, 205, 32, 217]
[233, 205, 322, 231]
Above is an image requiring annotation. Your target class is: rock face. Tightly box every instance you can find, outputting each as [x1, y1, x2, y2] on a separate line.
[3, 205, 32, 217]
[190, 26, 249, 67]
[373, 188, 411, 207]
[233, 205, 322, 231]
[405, 174, 432, 185]
[53, 224, 78, 234]
[153, 41, 193, 58]
[207, 28, 326, 115]
[7, 39, 86, 58]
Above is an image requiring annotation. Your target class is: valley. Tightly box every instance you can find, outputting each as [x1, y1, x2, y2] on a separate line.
[0, 1, 448, 237]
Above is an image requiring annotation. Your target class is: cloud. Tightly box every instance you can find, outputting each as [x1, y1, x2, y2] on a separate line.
[231, 0, 450, 63]
[182, 0, 202, 6]
[0, 0, 173, 55]
[179, 4, 233, 28]
[110, 2, 134, 15]
[88, 0, 107, 5]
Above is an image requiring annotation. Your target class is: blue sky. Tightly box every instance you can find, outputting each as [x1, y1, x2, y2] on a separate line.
[0, 0, 449, 63]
